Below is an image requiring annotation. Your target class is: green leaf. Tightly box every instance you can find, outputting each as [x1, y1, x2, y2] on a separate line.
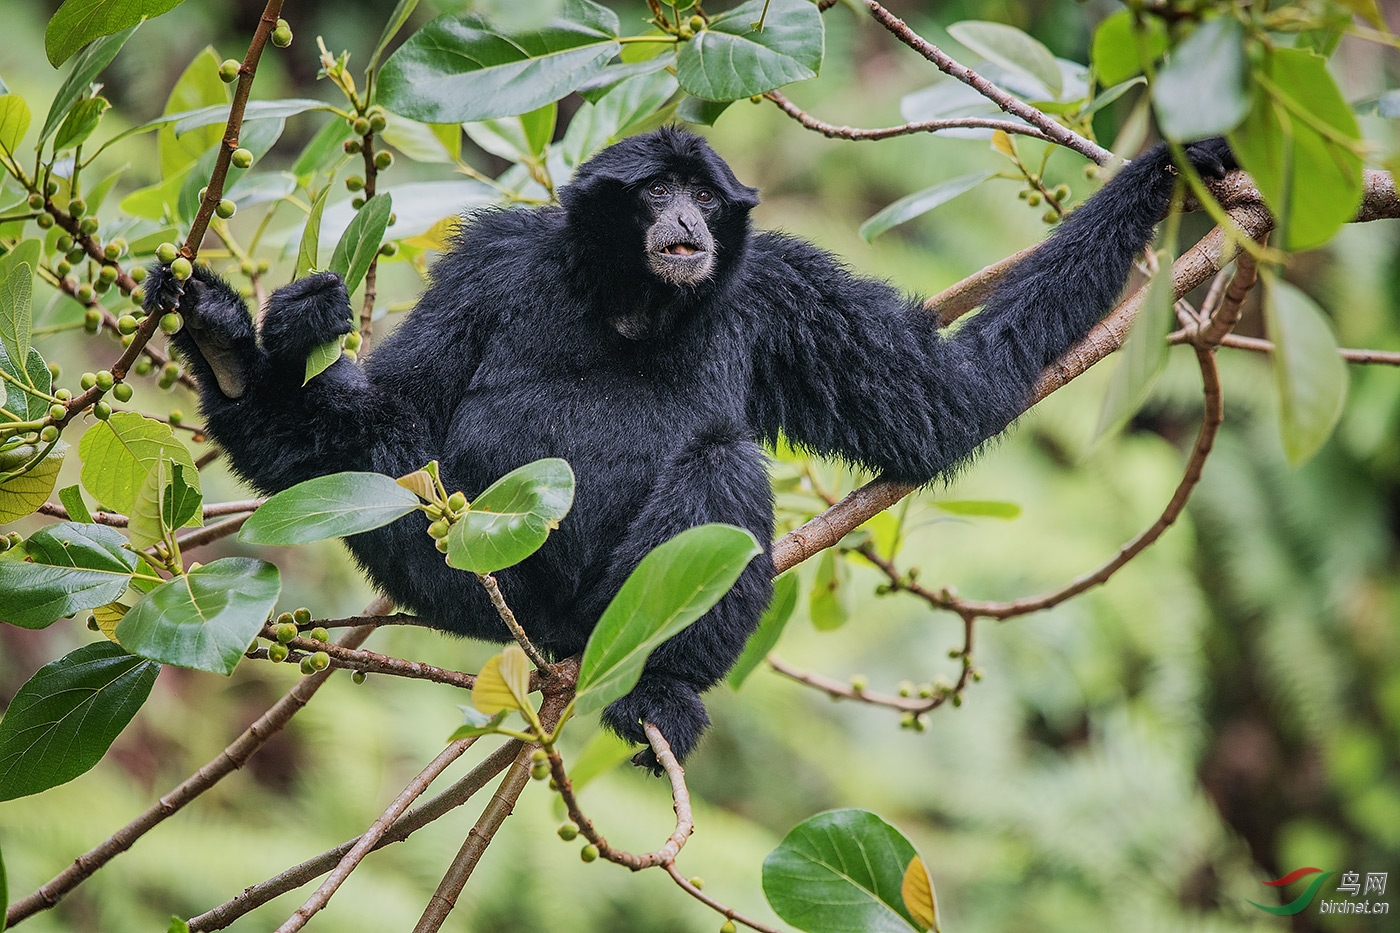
[0, 642, 158, 801]
[58, 483, 93, 524]
[1151, 17, 1251, 141]
[166, 918, 190, 933]
[310, 180, 492, 246]
[577, 56, 671, 103]
[0, 520, 136, 629]
[328, 192, 393, 295]
[296, 184, 331, 279]
[574, 524, 761, 716]
[563, 728, 635, 790]
[368, 0, 421, 77]
[0, 260, 32, 365]
[520, 102, 557, 159]
[0, 441, 65, 525]
[239, 471, 421, 545]
[45, 0, 184, 67]
[809, 549, 848, 631]
[859, 172, 993, 242]
[1228, 48, 1363, 252]
[78, 411, 200, 516]
[169, 98, 329, 137]
[380, 115, 457, 163]
[378, 0, 621, 123]
[728, 571, 798, 689]
[128, 458, 201, 548]
[446, 708, 508, 741]
[176, 117, 282, 222]
[446, 458, 575, 574]
[932, 499, 1022, 519]
[292, 116, 353, 178]
[302, 338, 343, 386]
[1094, 244, 1177, 439]
[1263, 275, 1348, 464]
[676, 0, 823, 101]
[948, 20, 1061, 98]
[762, 809, 926, 933]
[0, 344, 53, 423]
[52, 95, 109, 152]
[0, 95, 31, 157]
[675, 96, 732, 126]
[158, 47, 227, 180]
[1090, 10, 1168, 87]
[116, 557, 281, 675]
[40, 25, 139, 144]
[561, 71, 679, 166]
[471, 644, 533, 714]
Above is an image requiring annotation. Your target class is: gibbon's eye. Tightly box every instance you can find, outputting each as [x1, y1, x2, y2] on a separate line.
[648, 182, 668, 197]
[695, 188, 714, 204]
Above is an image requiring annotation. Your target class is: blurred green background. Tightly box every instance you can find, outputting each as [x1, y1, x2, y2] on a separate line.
[2, 1, 1399, 931]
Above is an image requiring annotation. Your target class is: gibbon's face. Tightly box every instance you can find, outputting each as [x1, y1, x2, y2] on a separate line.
[639, 175, 722, 286]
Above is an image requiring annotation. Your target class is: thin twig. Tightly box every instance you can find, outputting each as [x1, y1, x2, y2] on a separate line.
[4, 608, 384, 928]
[274, 736, 487, 932]
[765, 89, 1054, 145]
[863, 0, 1112, 164]
[187, 740, 524, 932]
[475, 572, 552, 671]
[269, 630, 476, 689]
[412, 689, 571, 932]
[174, 514, 249, 551]
[664, 864, 786, 933]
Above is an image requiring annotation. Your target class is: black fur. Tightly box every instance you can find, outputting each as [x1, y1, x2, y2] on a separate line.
[151, 128, 1233, 769]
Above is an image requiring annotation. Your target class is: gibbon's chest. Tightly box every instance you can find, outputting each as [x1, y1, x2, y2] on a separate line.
[447, 321, 750, 495]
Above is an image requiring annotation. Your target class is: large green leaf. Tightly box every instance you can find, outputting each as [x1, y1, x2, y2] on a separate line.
[378, 0, 621, 123]
[859, 172, 993, 242]
[676, 0, 823, 101]
[0, 344, 53, 423]
[158, 47, 227, 180]
[78, 411, 200, 515]
[328, 192, 393, 295]
[239, 471, 420, 545]
[45, 0, 185, 67]
[0, 260, 32, 366]
[561, 71, 682, 166]
[947, 20, 1061, 98]
[0, 441, 65, 524]
[0, 521, 136, 629]
[446, 458, 574, 573]
[1151, 17, 1250, 141]
[763, 809, 927, 933]
[1229, 48, 1363, 252]
[0, 95, 31, 157]
[0, 642, 159, 801]
[116, 558, 281, 675]
[574, 524, 761, 716]
[1091, 10, 1168, 87]
[39, 25, 138, 144]
[728, 571, 797, 689]
[1263, 276, 1348, 464]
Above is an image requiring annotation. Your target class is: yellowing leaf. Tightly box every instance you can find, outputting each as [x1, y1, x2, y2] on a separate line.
[402, 215, 459, 251]
[0, 442, 65, 523]
[396, 469, 438, 502]
[497, 643, 533, 708]
[990, 129, 1015, 158]
[473, 652, 522, 714]
[902, 855, 940, 932]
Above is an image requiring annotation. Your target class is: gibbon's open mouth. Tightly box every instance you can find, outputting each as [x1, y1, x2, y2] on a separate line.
[658, 242, 703, 257]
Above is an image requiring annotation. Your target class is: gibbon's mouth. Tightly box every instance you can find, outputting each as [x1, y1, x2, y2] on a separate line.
[656, 241, 704, 257]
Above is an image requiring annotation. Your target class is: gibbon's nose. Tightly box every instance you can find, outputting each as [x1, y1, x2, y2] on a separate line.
[677, 204, 704, 239]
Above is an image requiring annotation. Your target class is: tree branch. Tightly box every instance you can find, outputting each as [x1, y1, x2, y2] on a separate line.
[187, 740, 524, 931]
[5, 604, 385, 928]
[862, 0, 1112, 164]
[765, 89, 1054, 145]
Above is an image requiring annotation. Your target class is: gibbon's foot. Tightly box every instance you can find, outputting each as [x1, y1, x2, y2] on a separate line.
[602, 675, 710, 776]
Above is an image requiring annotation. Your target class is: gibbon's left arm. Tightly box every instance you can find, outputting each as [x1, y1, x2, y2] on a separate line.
[746, 139, 1234, 482]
